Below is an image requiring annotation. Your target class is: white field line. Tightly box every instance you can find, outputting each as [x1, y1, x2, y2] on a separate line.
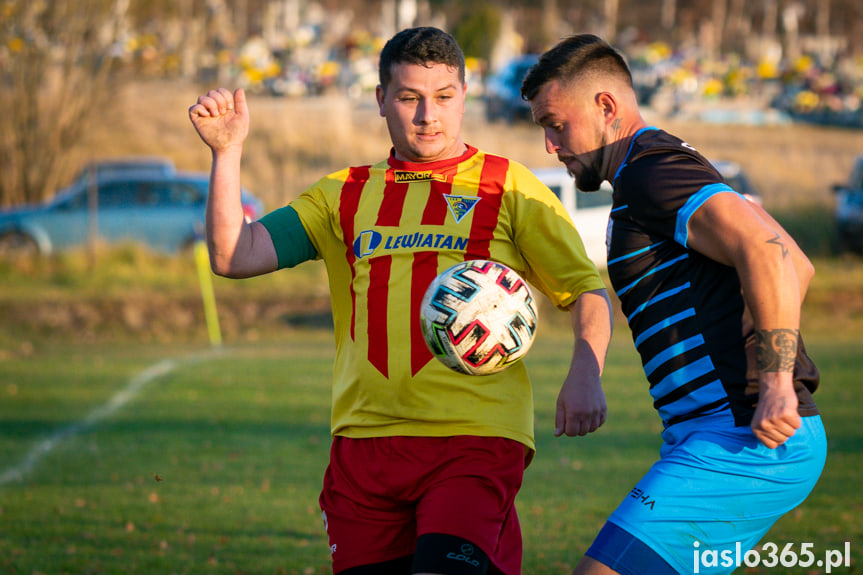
[0, 350, 221, 486]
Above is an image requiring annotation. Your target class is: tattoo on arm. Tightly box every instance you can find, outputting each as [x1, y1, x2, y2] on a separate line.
[755, 329, 798, 372]
[766, 232, 789, 258]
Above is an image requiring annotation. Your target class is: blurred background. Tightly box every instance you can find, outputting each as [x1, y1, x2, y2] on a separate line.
[0, 0, 861, 344]
[1, 6, 861, 573]
[1, 0, 861, 205]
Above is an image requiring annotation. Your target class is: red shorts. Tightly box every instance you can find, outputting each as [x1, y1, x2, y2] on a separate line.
[319, 435, 526, 574]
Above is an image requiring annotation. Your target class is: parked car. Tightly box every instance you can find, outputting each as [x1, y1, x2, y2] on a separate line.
[832, 154, 863, 254]
[0, 158, 264, 257]
[72, 157, 176, 183]
[483, 55, 539, 123]
[532, 160, 761, 269]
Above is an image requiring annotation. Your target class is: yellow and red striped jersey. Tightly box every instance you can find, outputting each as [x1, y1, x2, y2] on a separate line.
[273, 145, 603, 451]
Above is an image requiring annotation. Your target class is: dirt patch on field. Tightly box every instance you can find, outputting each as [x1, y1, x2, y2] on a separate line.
[1, 294, 334, 346]
[6, 285, 858, 340]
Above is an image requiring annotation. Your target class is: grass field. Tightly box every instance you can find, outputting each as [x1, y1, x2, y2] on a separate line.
[0, 316, 860, 574]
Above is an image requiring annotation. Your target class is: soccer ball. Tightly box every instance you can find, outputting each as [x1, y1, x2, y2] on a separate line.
[420, 260, 538, 375]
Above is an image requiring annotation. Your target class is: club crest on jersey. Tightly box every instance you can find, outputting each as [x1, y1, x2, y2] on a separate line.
[393, 170, 448, 183]
[444, 195, 480, 224]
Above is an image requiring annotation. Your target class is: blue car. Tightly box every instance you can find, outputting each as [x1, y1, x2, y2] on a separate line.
[483, 55, 540, 123]
[0, 159, 264, 256]
[833, 154, 863, 254]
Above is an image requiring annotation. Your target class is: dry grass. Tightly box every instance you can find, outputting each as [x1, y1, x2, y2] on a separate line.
[78, 79, 862, 213]
[663, 118, 863, 208]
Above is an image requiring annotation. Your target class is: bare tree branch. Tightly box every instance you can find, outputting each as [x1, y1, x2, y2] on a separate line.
[0, 0, 128, 207]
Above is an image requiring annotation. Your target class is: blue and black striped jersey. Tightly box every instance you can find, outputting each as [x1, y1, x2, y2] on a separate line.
[607, 127, 757, 428]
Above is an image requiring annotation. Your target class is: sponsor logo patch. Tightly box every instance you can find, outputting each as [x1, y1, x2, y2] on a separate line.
[393, 170, 448, 183]
[353, 230, 383, 258]
[353, 230, 469, 258]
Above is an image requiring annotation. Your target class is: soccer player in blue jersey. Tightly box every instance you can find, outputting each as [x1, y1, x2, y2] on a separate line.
[521, 35, 827, 575]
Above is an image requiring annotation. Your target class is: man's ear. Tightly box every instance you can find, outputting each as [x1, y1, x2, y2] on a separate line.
[463, 82, 468, 113]
[596, 91, 617, 124]
[376, 85, 385, 116]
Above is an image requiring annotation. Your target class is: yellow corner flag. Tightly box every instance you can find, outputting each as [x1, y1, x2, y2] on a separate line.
[194, 239, 222, 347]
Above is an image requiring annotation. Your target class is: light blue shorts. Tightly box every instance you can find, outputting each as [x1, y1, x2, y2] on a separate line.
[588, 412, 827, 575]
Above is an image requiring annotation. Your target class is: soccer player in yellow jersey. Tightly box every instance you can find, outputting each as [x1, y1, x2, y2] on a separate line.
[190, 27, 612, 575]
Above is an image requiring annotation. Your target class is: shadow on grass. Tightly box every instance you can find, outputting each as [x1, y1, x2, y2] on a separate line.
[279, 309, 334, 329]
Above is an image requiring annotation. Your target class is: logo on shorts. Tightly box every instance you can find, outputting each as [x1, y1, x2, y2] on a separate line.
[322, 510, 337, 555]
[447, 543, 481, 567]
[629, 486, 656, 510]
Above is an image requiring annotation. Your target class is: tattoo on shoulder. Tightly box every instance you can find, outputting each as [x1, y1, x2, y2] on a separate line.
[766, 232, 789, 258]
[755, 329, 799, 372]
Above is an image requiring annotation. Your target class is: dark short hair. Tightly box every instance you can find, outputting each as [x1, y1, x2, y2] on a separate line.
[378, 27, 465, 90]
[521, 34, 632, 101]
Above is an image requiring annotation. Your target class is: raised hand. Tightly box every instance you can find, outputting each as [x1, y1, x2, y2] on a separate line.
[188, 87, 250, 153]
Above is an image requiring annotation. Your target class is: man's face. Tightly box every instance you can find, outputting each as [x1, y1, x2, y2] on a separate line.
[377, 62, 466, 163]
[529, 79, 607, 192]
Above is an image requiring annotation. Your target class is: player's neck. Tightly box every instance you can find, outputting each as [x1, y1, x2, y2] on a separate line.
[604, 115, 647, 181]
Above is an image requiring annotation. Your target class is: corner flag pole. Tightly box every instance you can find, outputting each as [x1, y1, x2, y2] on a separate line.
[194, 238, 222, 347]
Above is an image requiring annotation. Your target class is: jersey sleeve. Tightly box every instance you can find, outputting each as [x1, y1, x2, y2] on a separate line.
[258, 205, 318, 269]
[506, 163, 606, 309]
[259, 170, 351, 270]
[620, 151, 737, 249]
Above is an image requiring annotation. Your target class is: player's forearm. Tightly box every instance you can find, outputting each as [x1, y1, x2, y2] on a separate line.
[206, 147, 251, 276]
[554, 289, 611, 437]
[749, 200, 814, 302]
[568, 289, 613, 377]
[736, 238, 801, 380]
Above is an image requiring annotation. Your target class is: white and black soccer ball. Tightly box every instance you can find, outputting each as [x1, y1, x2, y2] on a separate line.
[420, 260, 538, 376]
